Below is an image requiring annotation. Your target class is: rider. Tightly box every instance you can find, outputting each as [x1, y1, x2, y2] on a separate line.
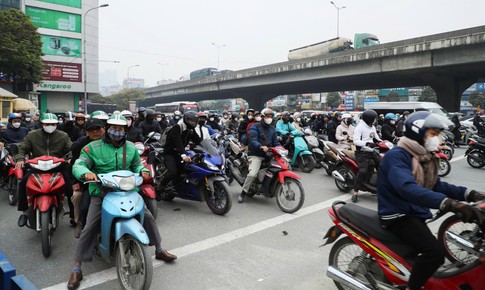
[120, 110, 144, 142]
[238, 108, 281, 203]
[23, 113, 37, 131]
[207, 112, 222, 131]
[90, 110, 109, 126]
[74, 112, 86, 133]
[169, 110, 182, 126]
[195, 112, 216, 141]
[58, 111, 82, 142]
[276, 111, 301, 151]
[134, 107, 146, 127]
[352, 109, 382, 202]
[15, 113, 73, 226]
[380, 113, 398, 142]
[327, 112, 342, 143]
[157, 112, 169, 130]
[138, 109, 163, 137]
[67, 114, 177, 290]
[291, 112, 304, 131]
[238, 109, 255, 145]
[335, 113, 355, 149]
[378, 111, 485, 290]
[0, 113, 29, 147]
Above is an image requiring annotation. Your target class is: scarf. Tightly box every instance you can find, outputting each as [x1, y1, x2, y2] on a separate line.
[397, 137, 439, 189]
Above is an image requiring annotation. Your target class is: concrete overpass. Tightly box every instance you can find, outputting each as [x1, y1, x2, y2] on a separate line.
[140, 25, 485, 112]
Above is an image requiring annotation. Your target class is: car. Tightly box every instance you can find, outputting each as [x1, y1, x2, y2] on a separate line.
[460, 115, 485, 129]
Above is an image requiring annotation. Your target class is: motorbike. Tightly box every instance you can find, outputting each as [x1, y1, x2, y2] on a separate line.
[303, 129, 326, 169]
[246, 146, 305, 213]
[465, 136, 485, 168]
[134, 138, 159, 220]
[223, 135, 248, 187]
[156, 140, 232, 215]
[436, 148, 451, 177]
[318, 140, 342, 176]
[332, 141, 393, 193]
[440, 130, 455, 160]
[88, 170, 153, 290]
[323, 200, 485, 290]
[23, 156, 67, 257]
[284, 133, 316, 173]
[0, 143, 22, 205]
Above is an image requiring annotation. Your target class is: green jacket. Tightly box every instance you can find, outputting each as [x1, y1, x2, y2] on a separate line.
[72, 138, 148, 196]
[15, 129, 72, 162]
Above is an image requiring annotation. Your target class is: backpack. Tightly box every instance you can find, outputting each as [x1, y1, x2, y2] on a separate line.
[159, 123, 181, 147]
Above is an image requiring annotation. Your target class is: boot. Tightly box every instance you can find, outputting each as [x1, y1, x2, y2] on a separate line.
[18, 214, 27, 227]
[238, 191, 246, 203]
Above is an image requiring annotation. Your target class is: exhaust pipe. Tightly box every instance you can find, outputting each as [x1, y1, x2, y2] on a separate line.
[327, 266, 373, 290]
[332, 170, 346, 182]
[445, 231, 479, 256]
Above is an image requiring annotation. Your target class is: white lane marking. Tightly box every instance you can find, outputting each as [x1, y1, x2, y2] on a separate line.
[43, 194, 350, 290]
[449, 155, 465, 163]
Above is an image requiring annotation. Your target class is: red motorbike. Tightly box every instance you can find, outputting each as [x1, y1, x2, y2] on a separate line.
[436, 147, 451, 177]
[323, 200, 485, 290]
[0, 144, 23, 205]
[135, 141, 158, 220]
[331, 140, 394, 193]
[24, 155, 67, 257]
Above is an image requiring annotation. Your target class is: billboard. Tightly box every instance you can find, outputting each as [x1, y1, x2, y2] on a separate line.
[41, 35, 81, 57]
[37, 0, 82, 8]
[26, 6, 81, 33]
[42, 61, 82, 82]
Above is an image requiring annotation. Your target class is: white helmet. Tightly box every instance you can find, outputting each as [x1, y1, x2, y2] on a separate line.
[174, 110, 181, 116]
[120, 110, 133, 118]
[342, 113, 352, 119]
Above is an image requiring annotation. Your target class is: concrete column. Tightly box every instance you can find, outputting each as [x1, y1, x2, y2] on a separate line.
[245, 95, 277, 111]
[422, 74, 476, 112]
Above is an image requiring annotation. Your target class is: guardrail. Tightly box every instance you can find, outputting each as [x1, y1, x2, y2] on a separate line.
[0, 251, 37, 290]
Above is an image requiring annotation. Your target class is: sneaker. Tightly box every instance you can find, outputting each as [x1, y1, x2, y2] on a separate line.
[351, 192, 359, 203]
[18, 214, 27, 227]
[238, 191, 246, 203]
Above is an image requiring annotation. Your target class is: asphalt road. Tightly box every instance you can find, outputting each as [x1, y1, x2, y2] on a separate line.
[0, 147, 483, 290]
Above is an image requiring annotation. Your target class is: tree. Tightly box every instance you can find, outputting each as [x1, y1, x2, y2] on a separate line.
[418, 86, 437, 102]
[326, 92, 342, 109]
[468, 91, 485, 109]
[89, 88, 145, 110]
[0, 9, 43, 84]
[386, 91, 401, 102]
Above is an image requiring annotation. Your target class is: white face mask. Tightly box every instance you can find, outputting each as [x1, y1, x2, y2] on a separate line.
[264, 117, 273, 125]
[156, 117, 162, 121]
[255, 116, 262, 122]
[424, 136, 440, 152]
[209, 117, 214, 121]
[296, 117, 301, 122]
[25, 118, 31, 122]
[390, 120, 396, 125]
[12, 122, 21, 128]
[223, 115, 228, 119]
[127, 120, 133, 127]
[248, 115, 253, 120]
[43, 125, 56, 134]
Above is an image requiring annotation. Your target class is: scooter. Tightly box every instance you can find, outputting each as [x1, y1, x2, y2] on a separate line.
[318, 140, 342, 176]
[156, 140, 232, 215]
[89, 170, 153, 290]
[0, 143, 22, 205]
[465, 136, 485, 168]
[285, 133, 316, 173]
[323, 200, 485, 290]
[246, 146, 305, 213]
[303, 129, 326, 169]
[24, 156, 67, 257]
[223, 136, 248, 187]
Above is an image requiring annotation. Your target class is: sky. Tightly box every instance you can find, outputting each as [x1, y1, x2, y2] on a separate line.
[97, 0, 485, 88]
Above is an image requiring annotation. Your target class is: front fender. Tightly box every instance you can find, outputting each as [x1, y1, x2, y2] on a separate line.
[207, 176, 226, 193]
[277, 170, 301, 183]
[115, 218, 150, 245]
[34, 195, 55, 212]
[139, 184, 156, 199]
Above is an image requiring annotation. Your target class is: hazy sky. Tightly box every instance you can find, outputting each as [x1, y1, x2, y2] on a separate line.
[97, 0, 485, 87]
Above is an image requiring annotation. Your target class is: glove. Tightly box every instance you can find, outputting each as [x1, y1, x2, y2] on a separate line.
[468, 190, 485, 202]
[442, 198, 483, 223]
[366, 142, 377, 148]
[342, 131, 348, 136]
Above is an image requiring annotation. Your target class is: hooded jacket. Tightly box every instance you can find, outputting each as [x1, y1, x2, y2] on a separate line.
[15, 128, 72, 162]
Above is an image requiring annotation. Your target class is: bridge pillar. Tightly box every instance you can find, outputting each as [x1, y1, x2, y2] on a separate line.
[245, 95, 277, 111]
[423, 75, 476, 112]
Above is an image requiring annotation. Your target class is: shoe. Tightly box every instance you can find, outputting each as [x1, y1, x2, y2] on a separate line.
[155, 250, 177, 263]
[70, 219, 77, 227]
[361, 182, 377, 193]
[18, 214, 27, 227]
[351, 194, 359, 203]
[238, 191, 246, 203]
[74, 222, 84, 239]
[67, 271, 83, 290]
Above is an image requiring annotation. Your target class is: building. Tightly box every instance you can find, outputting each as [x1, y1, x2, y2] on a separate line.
[0, 0, 20, 11]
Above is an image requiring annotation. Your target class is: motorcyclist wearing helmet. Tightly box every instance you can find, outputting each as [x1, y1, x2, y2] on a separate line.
[195, 112, 216, 140]
[67, 114, 177, 289]
[378, 111, 485, 290]
[59, 111, 82, 142]
[238, 108, 281, 203]
[156, 111, 202, 198]
[169, 110, 182, 126]
[0, 113, 29, 147]
[134, 107, 146, 127]
[157, 112, 169, 130]
[276, 111, 301, 137]
[246, 111, 261, 135]
[227, 113, 240, 134]
[292, 112, 303, 131]
[327, 112, 342, 143]
[207, 112, 221, 131]
[335, 113, 355, 149]
[74, 112, 86, 132]
[381, 113, 398, 143]
[138, 109, 163, 137]
[352, 109, 382, 202]
[16, 113, 73, 227]
[120, 110, 144, 143]
[220, 110, 230, 129]
[315, 113, 330, 137]
[237, 109, 255, 145]
[23, 113, 37, 131]
[90, 110, 109, 126]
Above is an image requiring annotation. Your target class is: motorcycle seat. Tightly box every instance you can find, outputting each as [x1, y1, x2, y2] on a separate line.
[342, 149, 355, 161]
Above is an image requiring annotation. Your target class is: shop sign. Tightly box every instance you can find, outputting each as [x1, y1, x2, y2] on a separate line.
[37, 0, 82, 8]
[42, 61, 82, 82]
[41, 35, 81, 57]
[26, 6, 81, 33]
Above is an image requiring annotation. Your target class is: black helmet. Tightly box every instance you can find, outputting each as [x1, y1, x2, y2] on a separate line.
[183, 111, 198, 128]
[362, 109, 378, 126]
[145, 109, 156, 120]
[138, 107, 146, 113]
[404, 111, 450, 144]
[64, 111, 75, 122]
[246, 108, 255, 115]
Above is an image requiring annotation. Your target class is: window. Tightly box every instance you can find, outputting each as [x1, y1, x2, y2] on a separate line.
[2, 101, 11, 119]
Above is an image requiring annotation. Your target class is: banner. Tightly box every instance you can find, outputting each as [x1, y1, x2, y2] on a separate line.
[37, 0, 82, 8]
[26, 6, 81, 33]
[42, 61, 82, 82]
[41, 35, 81, 57]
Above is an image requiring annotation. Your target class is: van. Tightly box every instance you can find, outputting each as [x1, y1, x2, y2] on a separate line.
[363, 102, 448, 117]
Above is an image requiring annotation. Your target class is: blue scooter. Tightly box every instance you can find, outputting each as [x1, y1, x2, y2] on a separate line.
[90, 170, 153, 290]
[157, 140, 232, 215]
[287, 133, 316, 173]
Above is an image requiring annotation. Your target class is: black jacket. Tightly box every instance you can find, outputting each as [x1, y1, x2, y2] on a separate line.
[126, 126, 144, 143]
[381, 122, 395, 142]
[238, 118, 251, 139]
[326, 119, 339, 143]
[138, 120, 162, 137]
[58, 123, 82, 142]
[0, 124, 29, 144]
[164, 123, 202, 155]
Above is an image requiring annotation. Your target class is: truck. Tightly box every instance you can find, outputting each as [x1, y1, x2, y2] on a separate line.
[287, 33, 379, 61]
[86, 102, 117, 114]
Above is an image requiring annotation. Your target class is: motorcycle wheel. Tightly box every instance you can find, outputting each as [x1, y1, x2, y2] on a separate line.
[329, 237, 386, 290]
[441, 149, 453, 161]
[116, 235, 153, 290]
[437, 215, 482, 265]
[299, 155, 316, 173]
[438, 158, 451, 177]
[7, 175, 18, 206]
[41, 211, 51, 258]
[334, 166, 354, 193]
[275, 178, 305, 213]
[145, 198, 158, 221]
[467, 150, 485, 168]
[205, 181, 232, 215]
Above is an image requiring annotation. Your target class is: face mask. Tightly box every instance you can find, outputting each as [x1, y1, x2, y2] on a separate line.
[223, 115, 228, 119]
[107, 128, 125, 141]
[296, 117, 301, 122]
[198, 120, 206, 126]
[58, 121, 63, 124]
[156, 117, 162, 122]
[255, 116, 262, 122]
[174, 116, 180, 120]
[12, 122, 21, 128]
[264, 118, 273, 125]
[390, 120, 396, 125]
[127, 120, 133, 127]
[424, 136, 440, 152]
[209, 117, 215, 121]
[43, 125, 56, 134]
[25, 118, 31, 122]
[248, 115, 253, 120]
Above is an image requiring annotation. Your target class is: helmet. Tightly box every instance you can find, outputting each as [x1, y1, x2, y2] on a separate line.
[91, 111, 109, 120]
[64, 111, 76, 122]
[293, 112, 301, 118]
[341, 113, 352, 119]
[335, 112, 343, 118]
[156, 111, 162, 116]
[404, 111, 450, 143]
[254, 110, 261, 116]
[113, 110, 121, 115]
[138, 107, 146, 113]
[183, 111, 198, 128]
[174, 110, 182, 117]
[261, 108, 274, 117]
[107, 114, 127, 126]
[75, 112, 86, 119]
[246, 108, 255, 115]
[362, 109, 378, 126]
[197, 111, 208, 118]
[282, 111, 290, 117]
[385, 113, 398, 121]
[120, 110, 133, 118]
[8, 113, 22, 122]
[145, 109, 156, 119]
[40, 113, 58, 124]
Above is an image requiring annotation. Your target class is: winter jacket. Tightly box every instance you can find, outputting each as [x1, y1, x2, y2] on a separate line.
[15, 128, 72, 162]
[0, 124, 29, 144]
[163, 122, 202, 155]
[72, 137, 147, 196]
[248, 122, 281, 157]
[138, 120, 162, 137]
[335, 122, 355, 149]
[326, 119, 339, 143]
[380, 122, 396, 142]
[126, 126, 144, 143]
[238, 118, 252, 139]
[58, 123, 82, 142]
[275, 120, 300, 136]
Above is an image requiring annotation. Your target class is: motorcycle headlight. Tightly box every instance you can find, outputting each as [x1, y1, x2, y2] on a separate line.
[276, 149, 289, 157]
[204, 159, 219, 171]
[115, 176, 136, 191]
[135, 143, 145, 155]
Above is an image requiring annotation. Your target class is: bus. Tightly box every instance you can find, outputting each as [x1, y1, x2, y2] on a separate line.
[364, 102, 448, 117]
[152, 101, 199, 116]
[190, 68, 219, 80]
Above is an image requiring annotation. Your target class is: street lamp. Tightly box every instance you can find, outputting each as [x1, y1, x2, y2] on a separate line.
[330, 1, 345, 38]
[83, 3, 109, 114]
[127, 64, 140, 88]
[211, 42, 226, 70]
